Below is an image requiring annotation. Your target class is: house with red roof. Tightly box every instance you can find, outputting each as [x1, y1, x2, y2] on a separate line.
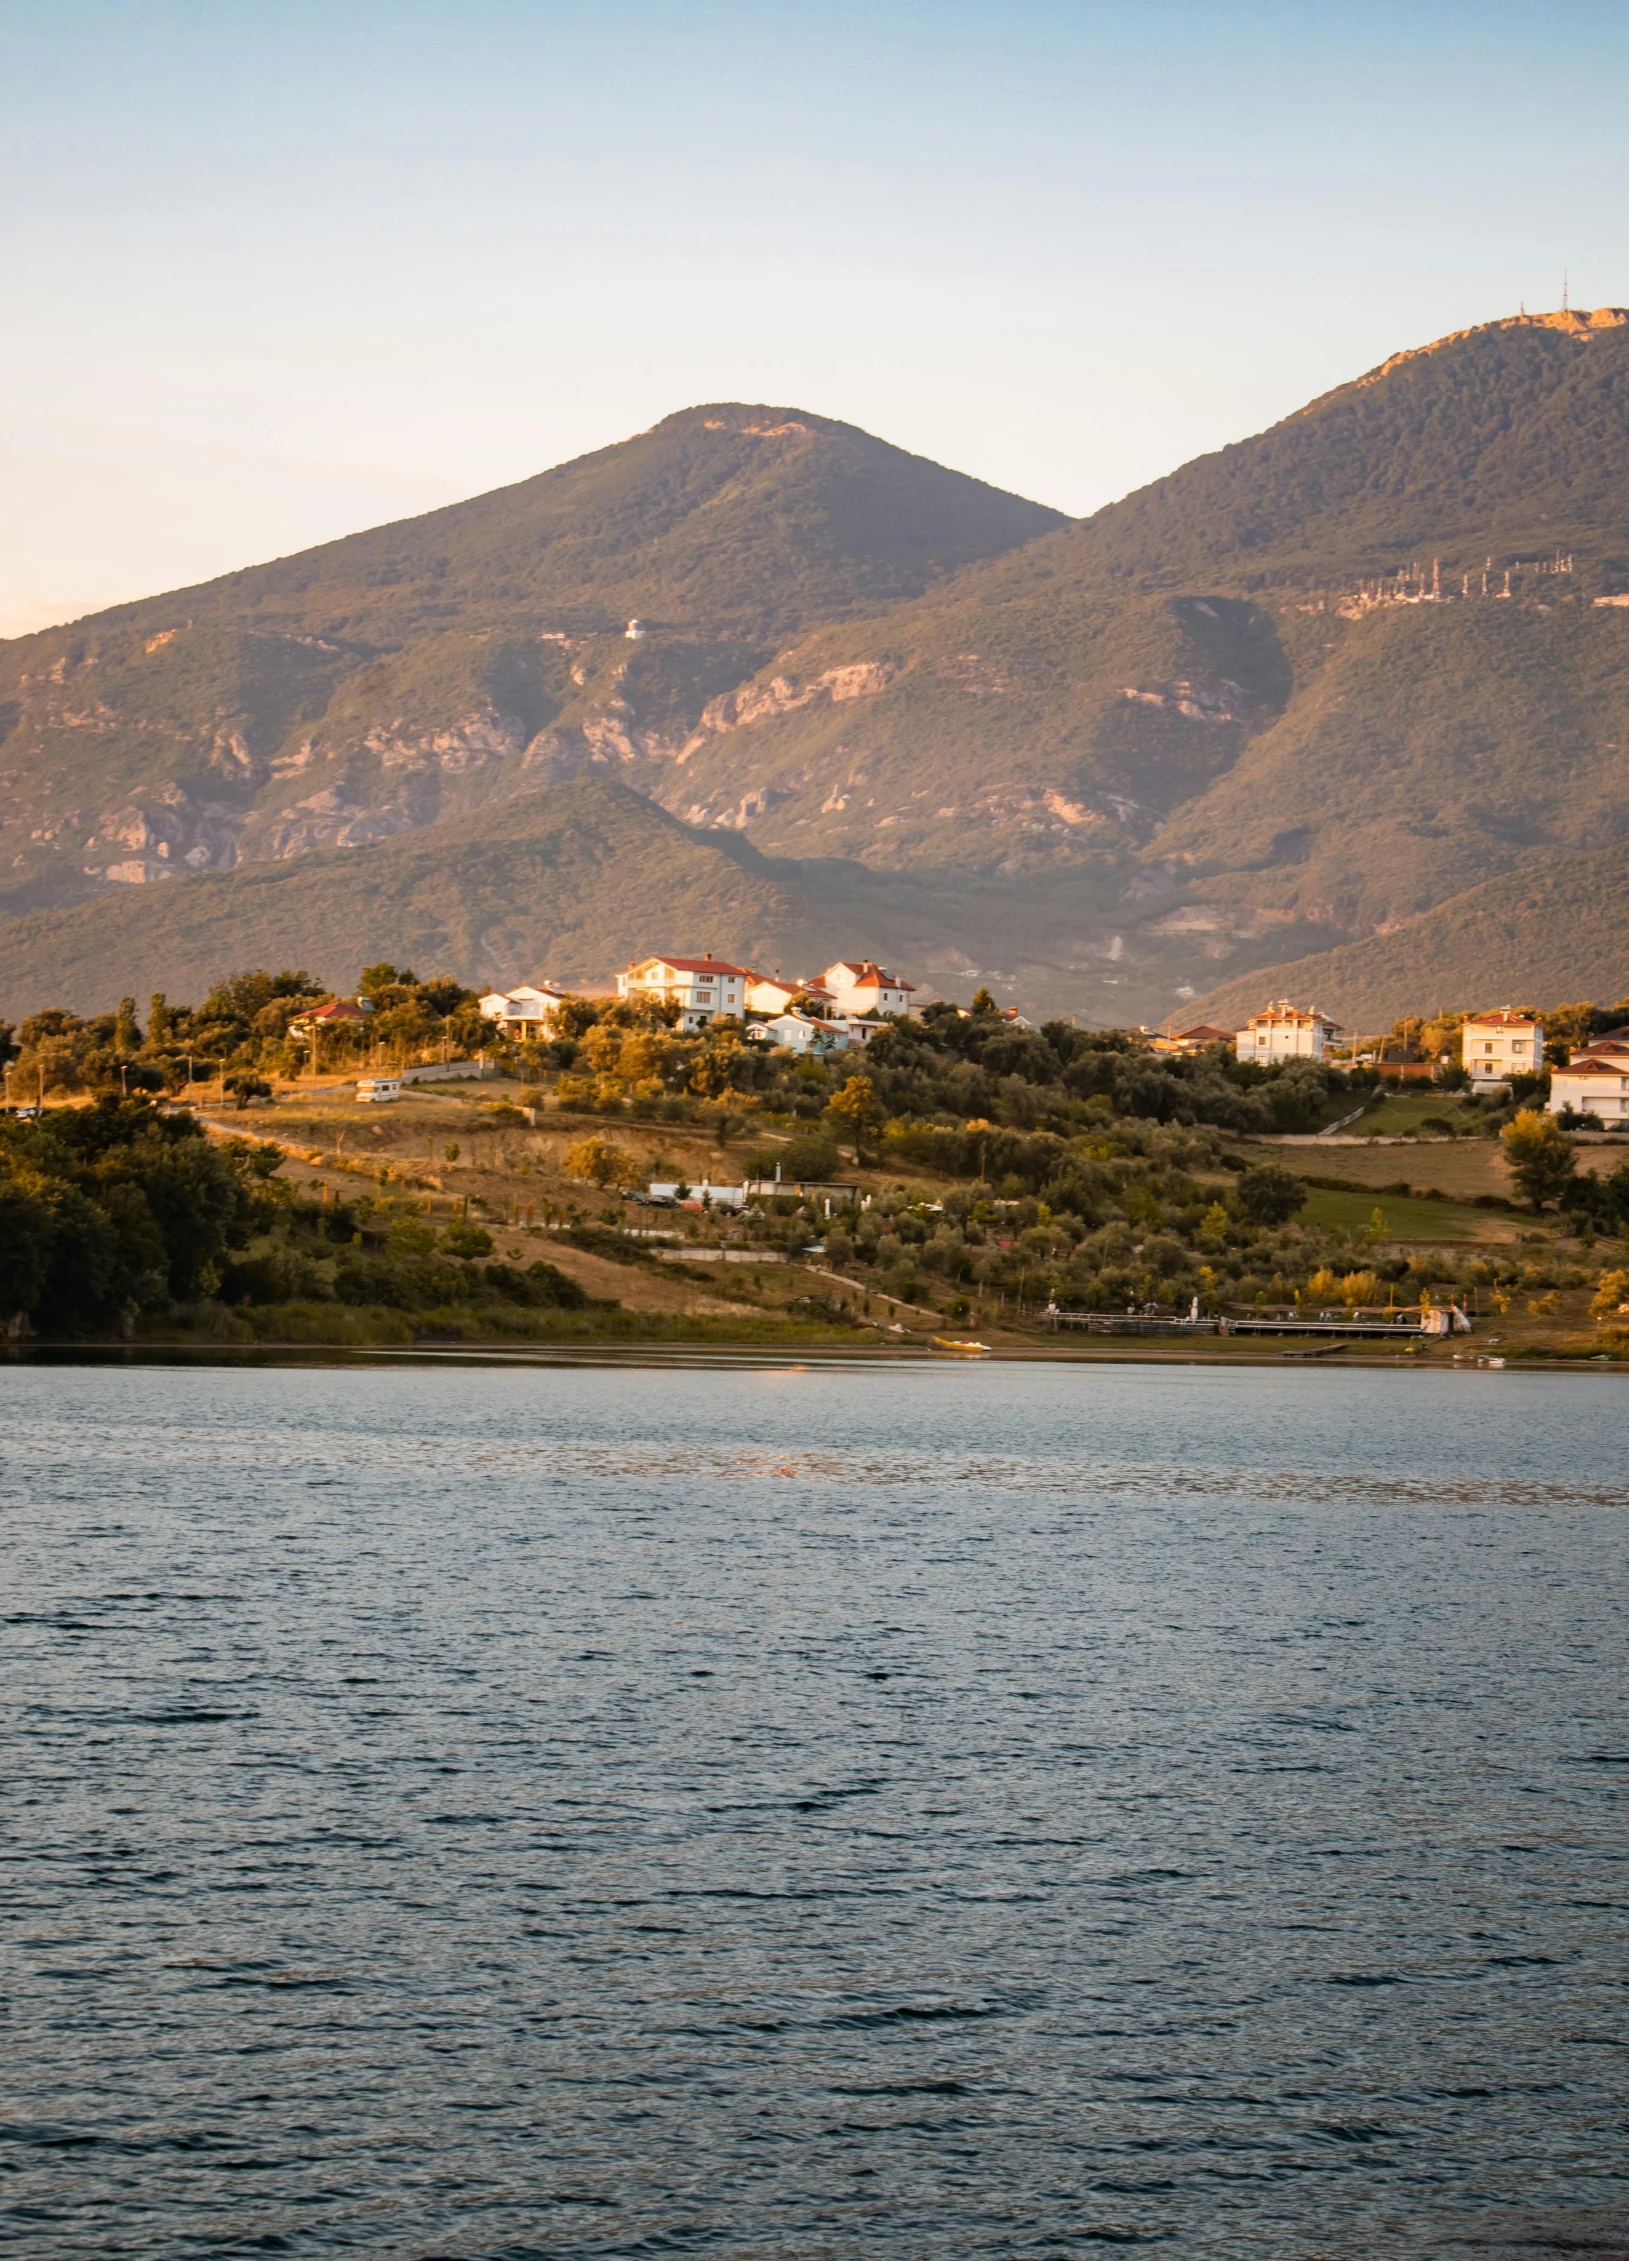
[617, 954, 748, 1030]
[1461, 1009, 1544, 1092]
[1235, 1002, 1341, 1063]
[822, 959, 917, 1017]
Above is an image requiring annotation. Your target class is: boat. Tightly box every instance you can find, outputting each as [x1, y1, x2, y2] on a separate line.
[933, 1336, 990, 1354]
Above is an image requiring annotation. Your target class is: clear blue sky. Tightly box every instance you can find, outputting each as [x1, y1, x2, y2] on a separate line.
[3, 0, 1626, 634]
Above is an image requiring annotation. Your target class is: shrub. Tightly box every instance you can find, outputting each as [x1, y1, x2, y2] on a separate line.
[441, 1219, 495, 1259]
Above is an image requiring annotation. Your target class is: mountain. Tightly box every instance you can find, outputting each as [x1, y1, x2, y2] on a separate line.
[0, 405, 1062, 919]
[0, 775, 1203, 1021]
[6, 309, 1629, 1026]
[639, 309, 1629, 890]
[1186, 846, 1629, 1037]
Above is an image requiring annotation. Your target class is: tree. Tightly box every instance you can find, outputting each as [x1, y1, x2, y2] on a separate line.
[1501, 1109, 1576, 1212]
[1544, 1001, 1602, 1065]
[688, 1030, 746, 1100]
[360, 962, 416, 996]
[554, 998, 603, 1040]
[825, 1073, 882, 1163]
[1232, 1163, 1307, 1227]
[18, 1027, 86, 1102]
[562, 1136, 643, 1191]
[0, 1182, 52, 1321]
[114, 996, 142, 1054]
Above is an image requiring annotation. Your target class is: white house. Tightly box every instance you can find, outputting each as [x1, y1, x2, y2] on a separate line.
[749, 1011, 851, 1058]
[1235, 1002, 1341, 1063]
[823, 959, 917, 1017]
[743, 970, 838, 1018]
[1462, 1010, 1544, 1092]
[479, 981, 575, 1039]
[617, 954, 747, 1030]
[1548, 1038, 1629, 1124]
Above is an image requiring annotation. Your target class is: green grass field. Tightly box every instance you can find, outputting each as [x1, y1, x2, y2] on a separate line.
[1360, 1090, 1480, 1134]
[1235, 1132, 1515, 1203]
[1294, 1184, 1504, 1243]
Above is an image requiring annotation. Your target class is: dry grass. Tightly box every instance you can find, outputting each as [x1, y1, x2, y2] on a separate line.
[1235, 1133, 1517, 1204]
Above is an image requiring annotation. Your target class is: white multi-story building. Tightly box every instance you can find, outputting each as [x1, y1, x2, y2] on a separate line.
[617, 955, 747, 1030]
[823, 960, 917, 1017]
[1235, 1002, 1341, 1063]
[479, 981, 575, 1038]
[1462, 1010, 1544, 1091]
[1548, 1036, 1629, 1123]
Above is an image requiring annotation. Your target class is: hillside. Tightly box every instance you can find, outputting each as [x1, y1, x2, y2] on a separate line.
[7, 309, 1629, 1024]
[0, 776, 1215, 1022]
[0, 406, 1062, 919]
[641, 310, 1629, 889]
[1188, 846, 1629, 1035]
[0, 780, 815, 1016]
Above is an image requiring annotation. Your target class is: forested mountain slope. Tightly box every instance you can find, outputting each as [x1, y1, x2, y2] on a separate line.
[5, 309, 1629, 1024]
[0, 777, 1199, 1021]
[0, 407, 1061, 919]
[1188, 844, 1629, 1037]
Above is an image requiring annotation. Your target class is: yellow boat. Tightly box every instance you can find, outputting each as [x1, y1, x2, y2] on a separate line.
[933, 1336, 990, 1354]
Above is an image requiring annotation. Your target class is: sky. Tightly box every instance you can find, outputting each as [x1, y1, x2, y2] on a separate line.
[3, 0, 1627, 638]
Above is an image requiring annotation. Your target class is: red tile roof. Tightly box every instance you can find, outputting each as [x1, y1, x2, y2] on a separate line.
[631, 956, 748, 977]
[1245, 1001, 1340, 1028]
[1560, 1042, 1629, 1072]
[833, 960, 916, 991]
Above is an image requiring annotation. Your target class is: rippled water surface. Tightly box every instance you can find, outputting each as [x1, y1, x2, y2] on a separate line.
[4, 1358, 1626, 2258]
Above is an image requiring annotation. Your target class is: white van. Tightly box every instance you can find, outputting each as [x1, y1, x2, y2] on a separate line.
[356, 1076, 402, 1104]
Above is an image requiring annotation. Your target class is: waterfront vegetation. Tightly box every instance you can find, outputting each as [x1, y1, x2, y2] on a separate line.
[6, 974, 1629, 1356]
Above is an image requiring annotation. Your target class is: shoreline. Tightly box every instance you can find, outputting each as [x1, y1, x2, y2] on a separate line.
[4, 1337, 1625, 1375]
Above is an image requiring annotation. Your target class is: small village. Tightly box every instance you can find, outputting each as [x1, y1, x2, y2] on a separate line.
[12, 943, 1600, 1367]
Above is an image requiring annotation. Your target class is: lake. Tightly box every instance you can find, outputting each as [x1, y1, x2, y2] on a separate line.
[3, 1357, 1625, 2257]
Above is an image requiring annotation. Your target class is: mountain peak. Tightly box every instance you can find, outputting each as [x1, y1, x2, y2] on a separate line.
[1358, 304, 1629, 389]
[647, 403, 852, 442]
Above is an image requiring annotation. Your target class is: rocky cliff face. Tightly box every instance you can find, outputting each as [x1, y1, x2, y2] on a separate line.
[9, 321, 1629, 1023]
